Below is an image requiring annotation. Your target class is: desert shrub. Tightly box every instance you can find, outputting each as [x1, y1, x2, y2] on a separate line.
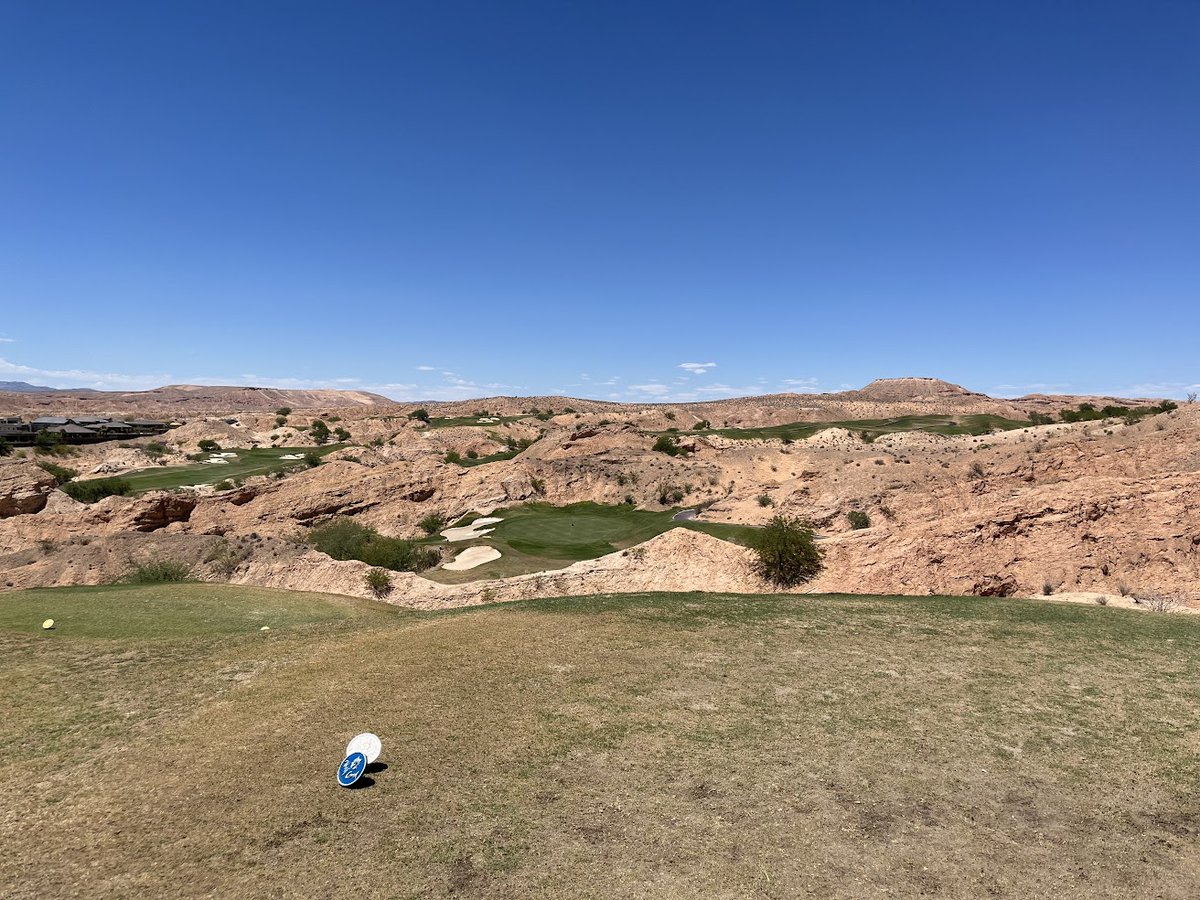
[1118, 583, 1132, 597]
[275, 415, 288, 427]
[37, 461, 78, 485]
[847, 510, 870, 529]
[624, 494, 635, 505]
[369, 437, 385, 447]
[276, 407, 292, 417]
[466, 449, 478, 459]
[652, 435, 688, 457]
[334, 427, 351, 442]
[310, 420, 331, 445]
[1042, 580, 1054, 596]
[408, 408, 430, 422]
[563, 407, 576, 414]
[657, 483, 685, 505]
[598, 419, 612, 426]
[364, 568, 392, 597]
[34, 431, 73, 455]
[327, 415, 341, 423]
[1137, 591, 1182, 612]
[479, 586, 497, 604]
[0, 438, 10, 457]
[144, 441, 168, 457]
[204, 538, 250, 577]
[308, 519, 439, 573]
[693, 419, 710, 431]
[418, 512, 447, 535]
[968, 462, 986, 481]
[303, 450, 322, 467]
[1095, 595, 1109, 606]
[664, 411, 676, 421]
[444, 451, 462, 464]
[61, 477, 132, 503]
[213, 480, 234, 491]
[198, 439, 221, 452]
[750, 515, 824, 586]
[530, 477, 546, 495]
[535, 410, 553, 421]
[123, 560, 192, 584]
[757, 493, 774, 507]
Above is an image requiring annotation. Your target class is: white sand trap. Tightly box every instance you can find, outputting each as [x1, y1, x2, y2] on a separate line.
[442, 517, 502, 542]
[443, 546, 502, 571]
[217, 452, 238, 458]
[279, 453, 305, 460]
[203, 458, 229, 465]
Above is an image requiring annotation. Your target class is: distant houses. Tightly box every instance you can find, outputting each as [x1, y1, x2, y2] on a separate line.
[0, 415, 172, 446]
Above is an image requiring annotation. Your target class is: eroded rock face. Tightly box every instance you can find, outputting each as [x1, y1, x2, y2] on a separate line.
[0, 461, 57, 517]
[126, 494, 198, 532]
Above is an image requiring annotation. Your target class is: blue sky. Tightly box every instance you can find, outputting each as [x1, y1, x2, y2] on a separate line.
[1, 1, 1197, 401]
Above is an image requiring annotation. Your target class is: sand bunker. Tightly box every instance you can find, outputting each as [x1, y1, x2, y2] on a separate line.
[442, 517, 502, 542]
[279, 453, 305, 460]
[203, 458, 229, 465]
[443, 546, 502, 571]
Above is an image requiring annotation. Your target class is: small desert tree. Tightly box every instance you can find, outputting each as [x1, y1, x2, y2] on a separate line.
[1188, 392, 1197, 405]
[310, 420, 331, 445]
[409, 408, 430, 423]
[847, 510, 870, 529]
[750, 515, 824, 587]
[418, 512, 447, 535]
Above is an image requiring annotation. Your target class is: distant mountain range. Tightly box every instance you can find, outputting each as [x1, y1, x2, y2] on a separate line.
[0, 381, 74, 393]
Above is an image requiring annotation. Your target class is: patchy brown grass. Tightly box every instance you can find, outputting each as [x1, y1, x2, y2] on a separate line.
[2, 587, 1199, 898]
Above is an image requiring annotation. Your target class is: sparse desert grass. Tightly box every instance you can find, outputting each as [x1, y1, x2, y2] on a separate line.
[1, 586, 1198, 898]
[119, 445, 344, 493]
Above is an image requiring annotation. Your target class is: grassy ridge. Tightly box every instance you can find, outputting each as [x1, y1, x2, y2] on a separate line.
[697, 413, 1032, 441]
[1, 585, 1197, 898]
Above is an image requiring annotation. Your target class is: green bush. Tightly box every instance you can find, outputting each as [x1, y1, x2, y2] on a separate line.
[0, 438, 11, 457]
[693, 420, 710, 431]
[37, 461, 78, 485]
[418, 512, 447, 535]
[310, 420, 331, 445]
[303, 450, 322, 468]
[408, 408, 430, 423]
[144, 441, 168, 457]
[123, 560, 192, 584]
[652, 435, 690, 457]
[445, 451, 462, 464]
[364, 568, 392, 597]
[308, 519, 440, 573]
[198, 439, 221, 453]
[61, 477, 132, 503]
[275, 415, 288, 428]
[847, 510, 871, 530]
[334, 427, 351, 442]
[276, 407, 292, 417]
[466, 449, 479, 459]
[530, 477, 546, 495]
[750, 515, 824, 587]
[757, 493, 774, 507]
[34, 431, 73, 455]
[213, 480, 234, 491]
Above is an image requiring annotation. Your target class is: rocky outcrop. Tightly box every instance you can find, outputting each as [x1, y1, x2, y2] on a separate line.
[0, 461, 57, 517]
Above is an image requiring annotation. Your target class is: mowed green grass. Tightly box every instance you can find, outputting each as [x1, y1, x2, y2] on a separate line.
[2, 585, 1198, 899]
[119, 445, 344, 493]
[427, 415, 526, 429]
[423, 502, 756, 583]
[699, 413, 1032, 441]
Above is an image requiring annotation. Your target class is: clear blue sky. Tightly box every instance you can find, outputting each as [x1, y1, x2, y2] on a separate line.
[2, 1, 1197, 400]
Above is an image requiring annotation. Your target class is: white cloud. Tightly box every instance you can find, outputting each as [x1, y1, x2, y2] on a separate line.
[678, 362, 716, 375]
[415, 365, 437, 372]
[0, 337, 15, 343]
[629, 382, 671, 395]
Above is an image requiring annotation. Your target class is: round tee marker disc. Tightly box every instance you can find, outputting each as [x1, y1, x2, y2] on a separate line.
[345, 732, 382, 764]
[337, 751, 367, 787]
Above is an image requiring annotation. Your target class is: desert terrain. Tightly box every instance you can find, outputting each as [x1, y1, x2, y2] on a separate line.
[1, 377, 1195, 610]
